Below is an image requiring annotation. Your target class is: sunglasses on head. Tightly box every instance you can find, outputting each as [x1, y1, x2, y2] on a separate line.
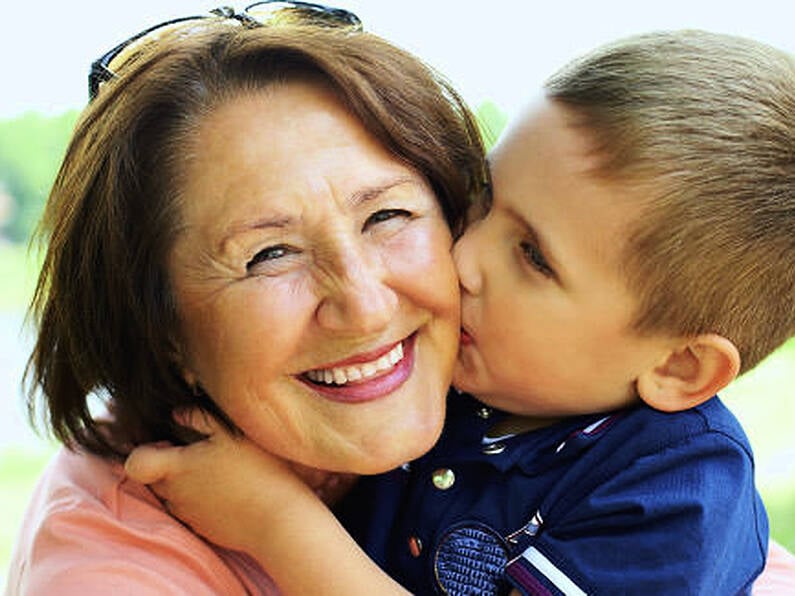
[88, 1, 362, 101]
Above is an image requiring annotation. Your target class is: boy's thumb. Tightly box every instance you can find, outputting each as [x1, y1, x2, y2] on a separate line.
[125, 442, 177, 484]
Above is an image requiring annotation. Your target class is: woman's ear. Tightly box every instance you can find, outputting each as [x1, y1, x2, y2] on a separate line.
[637, 334, 741, 412]
[167, 336, 199, 389]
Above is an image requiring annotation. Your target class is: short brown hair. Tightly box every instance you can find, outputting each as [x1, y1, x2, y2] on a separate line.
[28, 23, 487, 458]
[545, 30, 795, 373]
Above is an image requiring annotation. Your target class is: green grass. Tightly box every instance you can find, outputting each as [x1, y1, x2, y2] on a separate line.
[766, 487, 795, 552]
[722, 340, 795, 552]
[0, 445, 56, 582]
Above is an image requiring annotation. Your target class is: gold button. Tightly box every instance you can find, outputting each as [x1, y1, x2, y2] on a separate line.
[408, 536, 423, 557]
[431, 468, 456, 490]
[482, 442, 506, 455]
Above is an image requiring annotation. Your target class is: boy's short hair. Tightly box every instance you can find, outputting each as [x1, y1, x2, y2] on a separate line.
[545, 30, 795, 373]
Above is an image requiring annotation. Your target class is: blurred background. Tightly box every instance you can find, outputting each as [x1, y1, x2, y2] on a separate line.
[2, 0, 794, 583]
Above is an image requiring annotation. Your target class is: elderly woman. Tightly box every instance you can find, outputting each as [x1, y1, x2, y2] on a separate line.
[6, 5, 487, 594]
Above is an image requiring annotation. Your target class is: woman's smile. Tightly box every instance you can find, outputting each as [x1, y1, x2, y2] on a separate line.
[301, 334, 415, 402]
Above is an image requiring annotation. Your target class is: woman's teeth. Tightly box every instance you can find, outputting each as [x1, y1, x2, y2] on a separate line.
[306, 342, 404, 386]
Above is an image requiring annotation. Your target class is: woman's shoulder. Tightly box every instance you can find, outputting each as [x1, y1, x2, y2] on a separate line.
[754, 541, 795, 595]
[37, 446, 155, 509]
[5, 447, 277, 595]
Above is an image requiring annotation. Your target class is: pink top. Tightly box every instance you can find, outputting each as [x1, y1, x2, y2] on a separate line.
[5, 448, 277, 595]
[754, 539, 795, 595]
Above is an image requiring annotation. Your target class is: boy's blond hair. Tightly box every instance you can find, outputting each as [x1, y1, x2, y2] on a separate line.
[545, 30, 795, 372]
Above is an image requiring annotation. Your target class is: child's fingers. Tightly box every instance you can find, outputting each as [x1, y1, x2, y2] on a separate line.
[173, 407, 221, 437]
[125, 443, 183, 485]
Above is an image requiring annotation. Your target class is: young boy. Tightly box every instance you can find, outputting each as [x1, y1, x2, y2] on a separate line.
[127, 30, 795, 594]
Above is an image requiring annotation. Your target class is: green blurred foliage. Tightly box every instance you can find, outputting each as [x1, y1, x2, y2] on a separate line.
[0, 111, 79, 243]
[0, 244, 39, 312]
[476, 100, 509, 152]
[0, 447, 56, 576]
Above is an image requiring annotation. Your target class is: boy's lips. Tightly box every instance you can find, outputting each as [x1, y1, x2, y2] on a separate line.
[299, 334, 416, 403]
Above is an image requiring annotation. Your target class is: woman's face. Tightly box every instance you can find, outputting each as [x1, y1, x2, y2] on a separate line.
[169, 81, 459, 474]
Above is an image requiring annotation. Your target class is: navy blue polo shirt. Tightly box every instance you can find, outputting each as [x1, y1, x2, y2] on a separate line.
[336, 391, 768, 595]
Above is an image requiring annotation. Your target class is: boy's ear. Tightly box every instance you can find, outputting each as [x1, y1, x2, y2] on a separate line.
[637, 334, 741, 412]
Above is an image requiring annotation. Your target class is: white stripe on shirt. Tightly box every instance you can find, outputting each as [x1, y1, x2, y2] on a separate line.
[521, 546, 587, 596]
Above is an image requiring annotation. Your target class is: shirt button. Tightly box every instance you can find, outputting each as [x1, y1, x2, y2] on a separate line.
[482, 442, 506, 455]
[408, 536, 423, 557]
[476, 406, 492, 419]
[431, 468, 456, 490]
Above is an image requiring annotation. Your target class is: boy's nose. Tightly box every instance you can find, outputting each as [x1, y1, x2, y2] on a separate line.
[453, 224, 483, 296]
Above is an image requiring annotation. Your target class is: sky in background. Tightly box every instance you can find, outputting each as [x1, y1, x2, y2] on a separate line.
[3, 1, 795, 121]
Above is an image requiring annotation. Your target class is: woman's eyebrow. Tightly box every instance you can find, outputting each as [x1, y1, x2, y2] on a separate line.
[347, 177, 417, 207]
[218, 215, 294, 253]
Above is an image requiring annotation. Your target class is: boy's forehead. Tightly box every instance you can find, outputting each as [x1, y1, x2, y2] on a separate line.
[490, 99, 621, 212]
[494, 98, 603, 175]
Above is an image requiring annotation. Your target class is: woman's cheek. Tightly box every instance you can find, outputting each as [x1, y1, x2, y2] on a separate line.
[387, 223, 459, 314]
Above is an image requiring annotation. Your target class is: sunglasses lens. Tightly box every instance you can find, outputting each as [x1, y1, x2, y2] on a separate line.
[245, 1, 361, 29]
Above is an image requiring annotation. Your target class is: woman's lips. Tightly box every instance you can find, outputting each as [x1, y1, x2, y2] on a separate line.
[460, 327, 474, 346]
[312, 339, 404, 369]
[300, 334, 416, 403]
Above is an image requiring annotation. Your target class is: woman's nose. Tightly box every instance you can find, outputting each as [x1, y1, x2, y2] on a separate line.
[316, 248, 398, 333]
[453, 224, 483, 296]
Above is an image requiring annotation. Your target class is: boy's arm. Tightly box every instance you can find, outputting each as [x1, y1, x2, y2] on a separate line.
[502, 431, 766, 594]
[125, 411, 409, 596]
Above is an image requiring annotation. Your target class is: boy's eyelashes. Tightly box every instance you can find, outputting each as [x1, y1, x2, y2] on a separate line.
[519, 240, 556, 278]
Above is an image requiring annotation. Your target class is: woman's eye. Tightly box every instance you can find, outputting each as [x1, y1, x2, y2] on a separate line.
[363, 208, 412, 231]
[246, 244, 294, 272]
[520, 241, 555, 278]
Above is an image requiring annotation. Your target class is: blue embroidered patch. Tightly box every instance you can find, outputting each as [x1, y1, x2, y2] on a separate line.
[434, 522, 510, 595]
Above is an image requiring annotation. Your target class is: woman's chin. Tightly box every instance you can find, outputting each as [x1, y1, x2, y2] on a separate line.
[346, 420, 445, 475]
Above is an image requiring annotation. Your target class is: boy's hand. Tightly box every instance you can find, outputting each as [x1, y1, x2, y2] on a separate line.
[288, 460, 359, 505]
[124, 409, 357, 552]
[127, 410, 410, 595]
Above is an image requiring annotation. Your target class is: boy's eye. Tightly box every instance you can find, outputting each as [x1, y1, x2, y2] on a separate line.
[363, 208, 412, 231]
[246, 244, 295, 272]
[520, 240, 555, 278]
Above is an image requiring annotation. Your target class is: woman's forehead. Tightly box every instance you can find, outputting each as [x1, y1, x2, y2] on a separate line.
[177, 85, 391, 198]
